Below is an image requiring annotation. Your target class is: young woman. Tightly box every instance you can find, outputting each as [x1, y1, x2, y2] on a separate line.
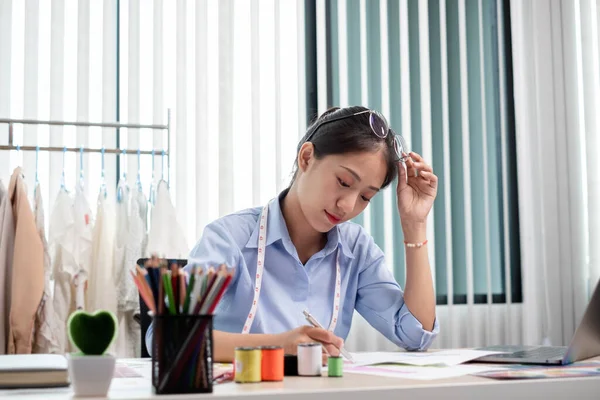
[145, 106, 439, 362]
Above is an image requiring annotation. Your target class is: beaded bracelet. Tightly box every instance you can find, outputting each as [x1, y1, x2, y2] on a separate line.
[404, 239, 428, 248]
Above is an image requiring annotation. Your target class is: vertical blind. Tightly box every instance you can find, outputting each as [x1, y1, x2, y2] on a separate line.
[0, 0, 307, 251]
[0, 0, 121, 225]
[508, 0, 600, 346]
[310, 0, 522, 310]
[117, 0, 307, 244]
[560, 0, 600, 337]
[575, 0, 600, 300]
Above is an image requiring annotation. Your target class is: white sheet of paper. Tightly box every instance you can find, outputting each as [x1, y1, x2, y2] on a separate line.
[113, 359, 152, 379]
[347, 349, 505, 367]
[344, 363, 507, 380]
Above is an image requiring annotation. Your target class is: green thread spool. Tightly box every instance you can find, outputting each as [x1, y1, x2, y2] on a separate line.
[327, 356, 343, 377]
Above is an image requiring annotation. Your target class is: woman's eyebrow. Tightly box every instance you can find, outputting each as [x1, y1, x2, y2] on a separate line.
[340, 166, 380, 192]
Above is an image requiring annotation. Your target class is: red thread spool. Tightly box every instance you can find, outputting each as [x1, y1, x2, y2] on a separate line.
[260, 346, 284, 381]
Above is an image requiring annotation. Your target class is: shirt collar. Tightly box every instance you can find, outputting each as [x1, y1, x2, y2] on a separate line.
[245, 189, 289, 249]
[245, 189, 355, 260]
[323, 223, 355, 260]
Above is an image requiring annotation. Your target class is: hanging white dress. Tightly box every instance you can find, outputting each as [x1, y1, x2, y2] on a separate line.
[72, 188, 93, 311]
[49, 190, 73, 353]
[0, 181, 15, 354]
[50, 188, 93, 353]
[136, 189, 148, 257]
[87, 192, 117, 315]
[32, 184, 61, 354]
[146, 181, 188, 258]
[113, 180, 142, 358]
[126, 190, 146, 356]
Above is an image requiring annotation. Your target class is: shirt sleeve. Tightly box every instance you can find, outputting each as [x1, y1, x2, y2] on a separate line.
[183, 217, 246, 311]
[144, 218, 245, 355]
[185, 218, 243, 271]
[354, 235, 440, 351]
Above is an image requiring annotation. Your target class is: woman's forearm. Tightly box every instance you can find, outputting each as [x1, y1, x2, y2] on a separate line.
[402, 222, 436, 331]
[213, 330, 279, 362]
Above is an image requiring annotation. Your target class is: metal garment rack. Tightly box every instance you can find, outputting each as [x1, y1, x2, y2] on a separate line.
[0, 109, 171, 184]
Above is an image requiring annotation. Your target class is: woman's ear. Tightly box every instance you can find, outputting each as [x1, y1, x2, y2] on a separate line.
[297, 142, 315, 173]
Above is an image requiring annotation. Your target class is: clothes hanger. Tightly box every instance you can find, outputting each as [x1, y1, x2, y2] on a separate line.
[117, 149, 130, 204]
[33, 145, 39, 196]
[78, 145, 85, 193]
[14, 144, 26, 181]
[136, 149, 143, 193]
[60, 146, 68, 193]
[157, 149, 169, 191]
[99, 147, 107, 199]
[148, 149, 156, 206]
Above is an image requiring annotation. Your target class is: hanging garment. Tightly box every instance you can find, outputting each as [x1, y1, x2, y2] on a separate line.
[7, 167, 44, 354]
[146, 181, 188, 258]
[113, 180, 130, 358]
[114, 180, 142, 358]
[0, 180, 15, 354]
[50, 188, 93, 353]
[136, 189, 148, 257]
[72, 189, 92, 311]
[32, 183, 61, 354]
[87, 192, 118, 317]
[50, 190, 74, 354]
[132, 189, 148, 357]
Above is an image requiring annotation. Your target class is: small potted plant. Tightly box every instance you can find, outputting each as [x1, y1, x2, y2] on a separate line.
[66, 309, 118, 397]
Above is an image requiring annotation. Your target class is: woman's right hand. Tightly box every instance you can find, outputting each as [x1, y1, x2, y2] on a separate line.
[211, 328, 345, 364]
[276, 325, 344, 362]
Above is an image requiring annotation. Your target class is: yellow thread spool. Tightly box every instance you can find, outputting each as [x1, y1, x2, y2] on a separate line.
[234, 347, 261, 383]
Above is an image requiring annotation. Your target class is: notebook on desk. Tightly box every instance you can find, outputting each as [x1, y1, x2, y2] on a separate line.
[0, 354, 69, 388]
[476, 278, 600, 366]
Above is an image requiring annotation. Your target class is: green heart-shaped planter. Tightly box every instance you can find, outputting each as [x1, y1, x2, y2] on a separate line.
[67, 310, 118, 355]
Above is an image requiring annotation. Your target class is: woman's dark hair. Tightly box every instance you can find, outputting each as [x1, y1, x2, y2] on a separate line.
[290, 106, 399, 189]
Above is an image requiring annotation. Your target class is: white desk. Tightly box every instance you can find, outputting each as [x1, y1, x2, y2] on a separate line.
[1, 358, 599, 400]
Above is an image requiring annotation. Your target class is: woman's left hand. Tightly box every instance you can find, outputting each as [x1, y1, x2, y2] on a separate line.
[396, 152, 438, 227]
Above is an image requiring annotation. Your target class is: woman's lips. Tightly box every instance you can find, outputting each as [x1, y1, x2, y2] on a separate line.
[325, 210, 341, 224]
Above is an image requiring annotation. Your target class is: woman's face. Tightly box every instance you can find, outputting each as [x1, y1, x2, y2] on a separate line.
[296, 143, 389, 232]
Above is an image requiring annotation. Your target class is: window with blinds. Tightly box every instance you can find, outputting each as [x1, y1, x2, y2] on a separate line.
[305, 0, 522, 306]
[0, 0, 523, 310]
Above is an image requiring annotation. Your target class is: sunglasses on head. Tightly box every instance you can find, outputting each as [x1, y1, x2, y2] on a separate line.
[304, 109, 410, 162]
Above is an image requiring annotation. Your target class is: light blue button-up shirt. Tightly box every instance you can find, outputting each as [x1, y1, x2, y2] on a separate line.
[145, 191, 439, 354]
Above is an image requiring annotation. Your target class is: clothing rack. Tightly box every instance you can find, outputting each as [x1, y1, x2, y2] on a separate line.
[0, 109, 171, 183]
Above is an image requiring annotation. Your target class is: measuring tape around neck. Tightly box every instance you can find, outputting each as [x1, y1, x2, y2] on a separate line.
[241, 201, 341, 334]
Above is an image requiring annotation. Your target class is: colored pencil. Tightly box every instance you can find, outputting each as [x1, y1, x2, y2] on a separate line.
[171, 265, 179, 313]
[183, 267, 196, 314]
[158, 268, 165, 315]
[163, 271, 176, 315]
[131, 270, 156, 314]
[179, 272, 186, 314]
[132, 258, 235, 391]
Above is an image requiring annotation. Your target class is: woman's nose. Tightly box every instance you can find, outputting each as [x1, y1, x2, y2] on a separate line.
[336, 194, 356, 215]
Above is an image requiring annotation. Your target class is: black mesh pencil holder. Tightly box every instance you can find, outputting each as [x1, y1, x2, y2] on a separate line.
[152, 315, 214, 394]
